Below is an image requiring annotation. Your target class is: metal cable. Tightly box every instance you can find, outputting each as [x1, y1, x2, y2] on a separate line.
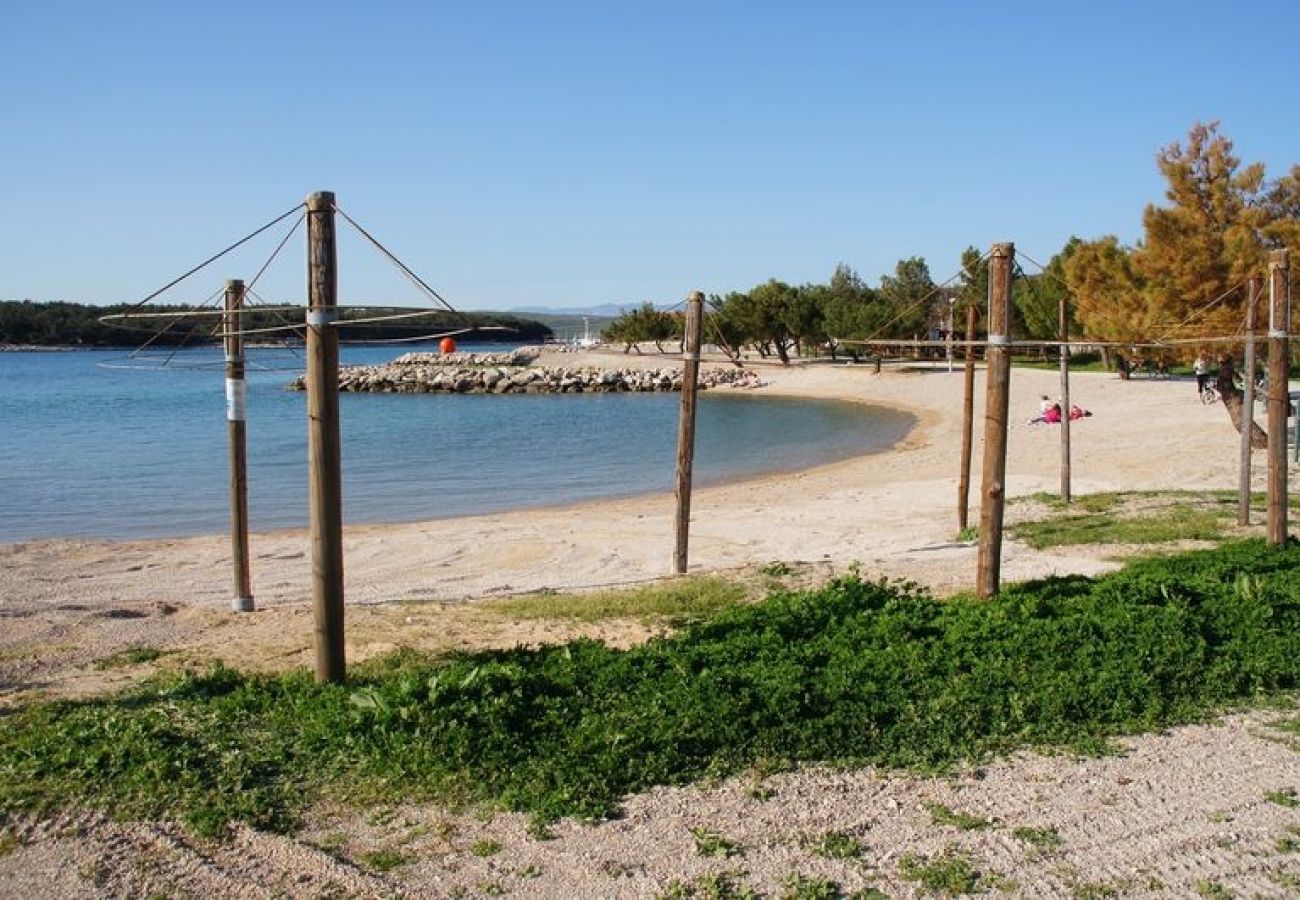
[126, 203, 304, 313]
[331, 202, 474, 327]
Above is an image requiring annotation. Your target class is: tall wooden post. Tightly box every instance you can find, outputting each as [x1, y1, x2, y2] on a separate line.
[1238, 276, 1261, 526]
[1058, 292, 1072, 504]
[306, 191, 346, 682]
[1267, 249, 1291, 546]
[224, 279, 254, 612]
[673, 290, 704, 574]
[946, 300, 955, 373]
[957, 304, 978, 530]
[976, 242, 1014, 597]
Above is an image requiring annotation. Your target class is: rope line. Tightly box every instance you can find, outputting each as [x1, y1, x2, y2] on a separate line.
[242, 211, 305, 300]
[331, 202, 473, 328]
[127, 203, 304, 312]
[1015, 248, 1250, 348]
[847, 254, 986, 345]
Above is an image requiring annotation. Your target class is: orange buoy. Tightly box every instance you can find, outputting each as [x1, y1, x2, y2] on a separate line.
[439, 337, 457, 355]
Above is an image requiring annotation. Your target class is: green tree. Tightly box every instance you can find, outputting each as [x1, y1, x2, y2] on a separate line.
[876, 257, 934, 339]
[816, 264, 879, 360]
[1013, 237, 1082, 343]
[740, 279, 799, 364]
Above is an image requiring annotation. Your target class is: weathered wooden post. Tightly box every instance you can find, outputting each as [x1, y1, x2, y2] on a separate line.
[1267, 249, 1291, 546]
[306, 191, 346, 682]
[673, 290, 704, 574]
[976, 242, 1014, 597]
[946, 299, 955, 374]
[1238, 276, 1261, 526]
[957, 304, 978, 531]
[1058, 292, 1071, 504]
[224, 279, 254, 612]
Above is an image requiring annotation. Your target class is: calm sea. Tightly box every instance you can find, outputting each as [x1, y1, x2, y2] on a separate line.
[0, 346, 914, 542]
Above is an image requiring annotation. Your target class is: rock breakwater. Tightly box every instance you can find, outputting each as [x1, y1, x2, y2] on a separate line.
[289, 362, 765, 394]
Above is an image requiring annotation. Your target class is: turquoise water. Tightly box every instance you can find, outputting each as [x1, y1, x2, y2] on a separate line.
[0, 346, 914, 542]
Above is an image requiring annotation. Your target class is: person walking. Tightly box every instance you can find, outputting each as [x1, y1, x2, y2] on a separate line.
[1194, 352, 1211, 395]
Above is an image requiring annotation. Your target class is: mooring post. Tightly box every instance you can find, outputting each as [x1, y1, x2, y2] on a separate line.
[1239, 277, 1261, 526]
[1058, 292, 1072, 504]
[306, 191, 346, 682]
[976, 242, 1014, 597]
[957, 304, 978, 531]
[673, 290, 704, 574]
[224, 279, 254, 612]
[1267, 249, 1291, 546]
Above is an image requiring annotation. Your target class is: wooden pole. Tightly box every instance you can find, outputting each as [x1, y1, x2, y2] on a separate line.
[1267, 249, 1291, 546]
[946, 300, 955, 373]
[1238, 276, 1261, 526]
[673, 290, 705, 574]
[224, 279, 254, 612]
[957, 303, 978, 531]
[1058, 291, 1071, 504]
[306, 191, 346, 682]
[976, 242, 1014, 597]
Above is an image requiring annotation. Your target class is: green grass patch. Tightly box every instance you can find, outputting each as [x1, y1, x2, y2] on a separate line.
[1012, 504, 1226, 548]
[811, 829, 862, 859]
[357, 847, 408, 871]
[1266, 788, 1299, 808]
[487, 576, 746, 624]
[779, 873, 842, 900]
[926, 802, 992, 830]
[470, 838, 503, 857]
[690, 826, 742, 858]
[1012, 490, 1300, 551]
[93, 647, 168, 670]
[5, 541, 1300, 836]
[1027, 492, 1123, 515]
[898, 847, 983, 894]
[1012, 825, 1063, 850]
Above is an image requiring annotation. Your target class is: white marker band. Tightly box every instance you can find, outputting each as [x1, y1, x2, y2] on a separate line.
[986, 334, 1010, 346]
[226, 378, 247, 421]
[1269, 330, 1288, 339]
[682, 352, 700, 362]
[307, 309, 337, 327]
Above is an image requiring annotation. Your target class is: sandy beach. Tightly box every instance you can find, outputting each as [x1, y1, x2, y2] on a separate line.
[3, 348, 1297, 897]
[0, 347, 1267, 697]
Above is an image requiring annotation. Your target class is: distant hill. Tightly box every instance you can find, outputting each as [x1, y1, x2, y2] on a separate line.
[509, 303, 636, 317]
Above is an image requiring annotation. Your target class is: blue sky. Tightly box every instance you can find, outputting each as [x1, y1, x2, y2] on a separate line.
[2, 1, 1296, 311]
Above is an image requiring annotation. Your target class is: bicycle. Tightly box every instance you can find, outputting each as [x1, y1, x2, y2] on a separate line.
[1200, 384, 1219, 405]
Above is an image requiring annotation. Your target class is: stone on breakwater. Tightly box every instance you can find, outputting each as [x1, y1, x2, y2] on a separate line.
[391, 349, 540, 368]
[288, 363, 766, 394]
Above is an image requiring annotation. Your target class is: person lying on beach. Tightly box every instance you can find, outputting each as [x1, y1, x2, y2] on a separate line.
[1029, 400, 1062, 425]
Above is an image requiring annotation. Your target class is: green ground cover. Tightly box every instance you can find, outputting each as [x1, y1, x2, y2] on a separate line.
[3, 540, 1300, 837]
[1010, 490, 1300, 549]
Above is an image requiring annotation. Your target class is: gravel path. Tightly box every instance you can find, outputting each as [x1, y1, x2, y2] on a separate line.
[4, 709, 1300, 897]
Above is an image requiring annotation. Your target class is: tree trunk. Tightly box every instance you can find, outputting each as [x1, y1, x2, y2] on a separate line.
[1217, 363, 1268, 449]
